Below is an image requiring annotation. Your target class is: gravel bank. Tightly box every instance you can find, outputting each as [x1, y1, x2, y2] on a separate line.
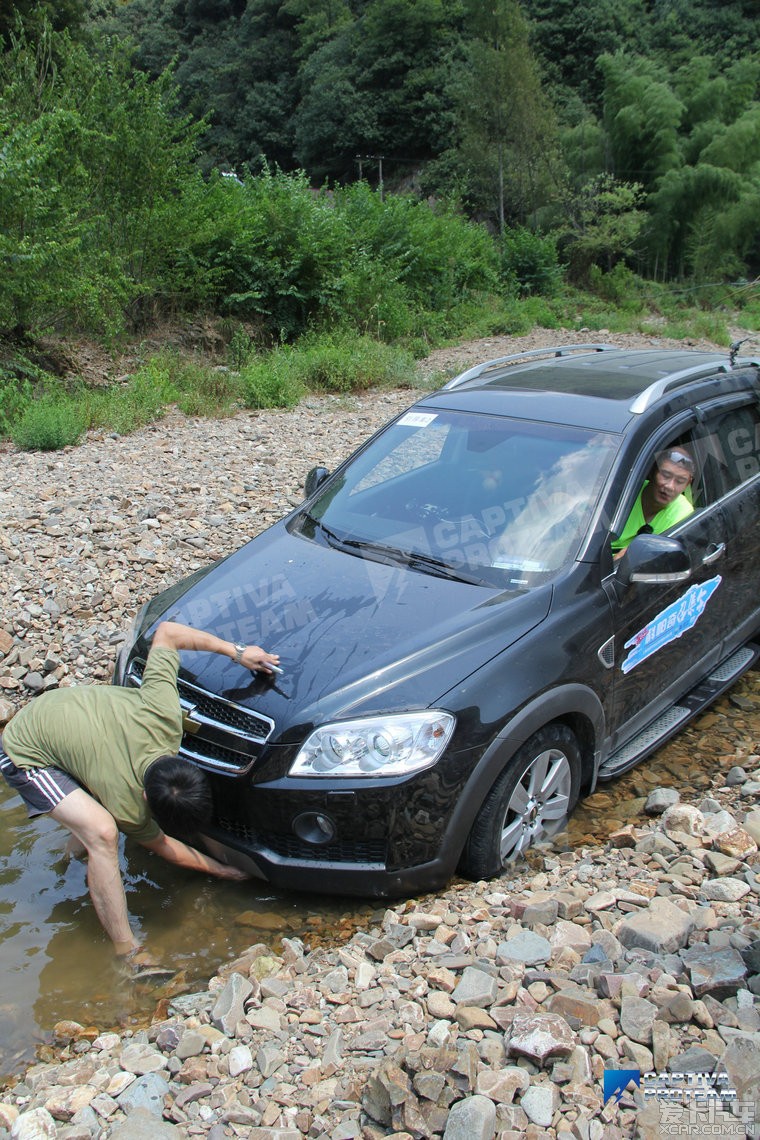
[1, 329, 759, 1139]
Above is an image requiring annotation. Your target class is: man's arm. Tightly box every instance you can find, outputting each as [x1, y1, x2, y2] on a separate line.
[152, 621, 279, 673]
[141, 832, 250, 881]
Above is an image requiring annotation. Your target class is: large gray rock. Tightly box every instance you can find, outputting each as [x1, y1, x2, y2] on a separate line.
[115, 1072, 171, 1117]
[681, 945, 748, 998]
[108, 1107, 179, 1138]
[520, 1083, 558, 1127]
[211, 972, 253, 1035]
[119, 1043, 167, 1075]
[442, 1094, 496, 1140]
[495, 930, 551, 966]
[451, 967, 498, 1008]
[645, 787, 679, 815]
[722, 1034, 760, 1140]
[616, 897, 693, 954]
[699, 877, 751, 903]
[619, 996, 658, 1044]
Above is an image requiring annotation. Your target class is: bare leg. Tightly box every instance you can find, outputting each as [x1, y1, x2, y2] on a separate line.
[64, 835, 87, 860]
[50, 789, 140, 956]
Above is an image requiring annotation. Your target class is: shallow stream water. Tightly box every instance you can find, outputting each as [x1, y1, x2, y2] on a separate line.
[1, 671, 758, 1083]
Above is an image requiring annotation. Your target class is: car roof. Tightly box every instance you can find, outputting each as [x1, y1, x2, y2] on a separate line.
[419, 344, 760, 433]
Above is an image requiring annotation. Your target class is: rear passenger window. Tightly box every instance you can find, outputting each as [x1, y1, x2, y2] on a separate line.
[698, 403, 760, 496]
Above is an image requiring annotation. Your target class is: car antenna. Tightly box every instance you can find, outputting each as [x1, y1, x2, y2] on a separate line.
[729, 338, 749, 367]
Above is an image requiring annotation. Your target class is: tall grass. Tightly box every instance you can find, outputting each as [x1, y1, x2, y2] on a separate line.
[5, 335, 417, 449]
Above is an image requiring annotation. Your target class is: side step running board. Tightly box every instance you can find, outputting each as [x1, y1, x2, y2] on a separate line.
[598, 644, 759, 781]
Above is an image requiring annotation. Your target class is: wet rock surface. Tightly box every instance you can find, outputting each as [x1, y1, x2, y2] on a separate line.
[1, 329, 759, 1137]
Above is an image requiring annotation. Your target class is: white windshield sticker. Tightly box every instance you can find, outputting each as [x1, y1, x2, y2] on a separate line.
[492, 558, 547, 572]
[398, 412, 436, 428]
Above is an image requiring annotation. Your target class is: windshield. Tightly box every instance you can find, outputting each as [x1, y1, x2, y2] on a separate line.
[295, 408, 619, 588]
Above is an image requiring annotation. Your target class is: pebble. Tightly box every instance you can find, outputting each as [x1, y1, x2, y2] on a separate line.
[0, 343, 759, 1138]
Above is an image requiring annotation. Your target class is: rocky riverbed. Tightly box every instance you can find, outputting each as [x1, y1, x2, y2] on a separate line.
[1, 781, 759, 1140]
[1, 329, 759, 1139]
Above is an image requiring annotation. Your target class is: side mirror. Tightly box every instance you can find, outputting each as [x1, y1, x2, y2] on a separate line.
[305, 465, 330, 499]
[616, 533, 691, 587]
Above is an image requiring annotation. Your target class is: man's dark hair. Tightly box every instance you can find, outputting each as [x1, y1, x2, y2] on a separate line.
[144, 755, 213, 838]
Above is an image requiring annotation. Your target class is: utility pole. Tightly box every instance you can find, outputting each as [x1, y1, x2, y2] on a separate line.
[357, 154, 385, 197]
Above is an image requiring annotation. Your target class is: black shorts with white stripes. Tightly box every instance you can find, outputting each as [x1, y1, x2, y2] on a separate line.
[0, 738, 81, 816]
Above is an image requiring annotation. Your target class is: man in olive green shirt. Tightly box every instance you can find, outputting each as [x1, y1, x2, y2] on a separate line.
[0, 622, 279, 975]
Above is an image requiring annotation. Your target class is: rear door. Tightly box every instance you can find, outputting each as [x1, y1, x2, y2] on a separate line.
[696, 392, 760, 653]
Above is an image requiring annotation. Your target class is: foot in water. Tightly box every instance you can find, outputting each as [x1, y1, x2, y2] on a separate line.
[118, 946, 176, 984]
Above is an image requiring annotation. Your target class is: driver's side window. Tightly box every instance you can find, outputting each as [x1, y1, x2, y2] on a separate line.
[611, 434, 699, 557]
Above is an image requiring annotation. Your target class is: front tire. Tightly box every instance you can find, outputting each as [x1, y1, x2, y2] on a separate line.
[459, 724, 581, 881]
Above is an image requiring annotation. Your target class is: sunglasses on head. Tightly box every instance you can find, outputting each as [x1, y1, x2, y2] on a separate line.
[657, 449, 695, 472]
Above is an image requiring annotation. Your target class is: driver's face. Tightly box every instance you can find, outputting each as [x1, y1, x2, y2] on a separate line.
[652, 458, 692, 505]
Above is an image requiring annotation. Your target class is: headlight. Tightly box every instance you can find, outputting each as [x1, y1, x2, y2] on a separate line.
[290, 711, 456, 779]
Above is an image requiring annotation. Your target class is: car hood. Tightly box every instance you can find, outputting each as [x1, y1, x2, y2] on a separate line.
[147, 526, 552, 738]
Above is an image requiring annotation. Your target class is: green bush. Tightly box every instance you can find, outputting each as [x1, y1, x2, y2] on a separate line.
[173, 367, 243, 417]
[0, 370, 35, 436]
[738, 302, 760, 332]
[191, 178, 505, 345]
[11, 397, 86, 450]
[242, 354, 305, 409]
[588, 263, 647, 309]
[326, 254, 415, 342]
[226, 325, 256, 370]
[289, 333, 415, 393]
[198, 171, 348, 341]
[82, 351, 245, 432]
[242, 333, 415, 409]
[84, 360, 174, 435]
[500, 228, 563, 297]
[653, 312, 731, 346]
[334, 184, 501, 311]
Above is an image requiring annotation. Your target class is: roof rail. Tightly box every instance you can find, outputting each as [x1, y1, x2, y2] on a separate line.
[628, 356, 760, 414]
[442, 343, 618, 390]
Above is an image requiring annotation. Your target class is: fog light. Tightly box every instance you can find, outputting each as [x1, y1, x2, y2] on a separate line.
[292, 812, 336, 846]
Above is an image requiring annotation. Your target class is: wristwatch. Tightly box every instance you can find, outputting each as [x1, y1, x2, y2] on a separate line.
[232, 642, 247, 664]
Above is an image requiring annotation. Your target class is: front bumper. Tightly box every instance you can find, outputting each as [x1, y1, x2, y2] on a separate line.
[200, 825, 454, 898]
[199, 756, 474, 898]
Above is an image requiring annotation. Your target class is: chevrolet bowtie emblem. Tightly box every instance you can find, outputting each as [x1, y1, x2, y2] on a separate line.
[182, 707, 201, 735]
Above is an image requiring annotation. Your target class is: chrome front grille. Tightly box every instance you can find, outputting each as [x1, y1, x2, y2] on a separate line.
[177, 681, 272, 739]
[126, 658, 274, 776]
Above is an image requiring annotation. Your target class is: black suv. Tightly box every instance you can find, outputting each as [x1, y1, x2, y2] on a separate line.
[115, 343, 760, 897]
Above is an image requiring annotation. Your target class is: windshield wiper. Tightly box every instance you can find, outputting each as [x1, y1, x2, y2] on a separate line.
[302, 512, 348, 550]
[342, 538, 485, 584]
[404, 550, 485, 585]
[303, 516, 484, 584]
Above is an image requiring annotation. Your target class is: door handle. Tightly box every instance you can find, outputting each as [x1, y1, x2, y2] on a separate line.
[702, 543, 726, 566]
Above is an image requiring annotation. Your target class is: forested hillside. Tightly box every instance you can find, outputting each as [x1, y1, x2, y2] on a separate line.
[89, 0, 760, 281]
[0, 0, 758, 358]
